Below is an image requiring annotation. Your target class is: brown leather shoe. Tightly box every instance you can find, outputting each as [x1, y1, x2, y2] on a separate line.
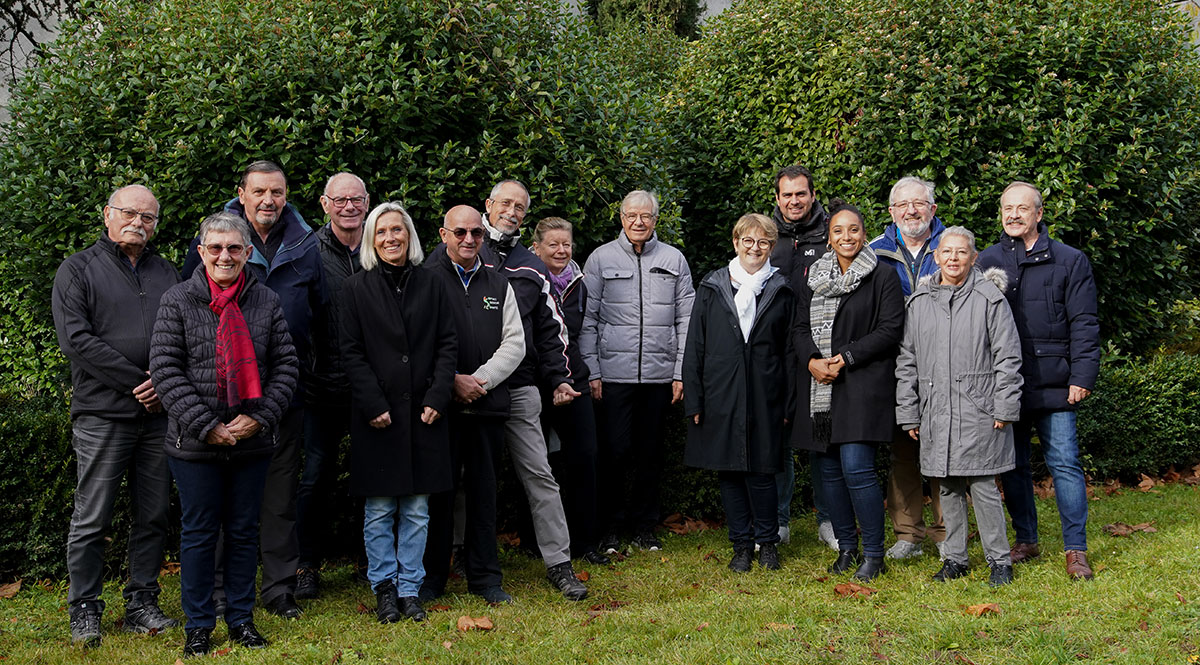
[1065, 550, 1094, 580]
[1010, 542, 1041, 564]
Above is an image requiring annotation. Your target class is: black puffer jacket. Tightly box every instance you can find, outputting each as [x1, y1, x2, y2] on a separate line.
[310, 223, 362, 401]
[150, 268, 299, 461]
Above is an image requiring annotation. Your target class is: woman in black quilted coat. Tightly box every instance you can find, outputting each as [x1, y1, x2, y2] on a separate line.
[150, 212, 298, 657]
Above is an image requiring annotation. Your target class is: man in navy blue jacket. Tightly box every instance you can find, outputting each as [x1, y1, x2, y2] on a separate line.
[977, 181, 1100, 580]
[181, 160, 328, 616]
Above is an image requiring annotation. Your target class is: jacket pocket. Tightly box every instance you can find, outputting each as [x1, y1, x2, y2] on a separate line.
[601, 268, 635, 304]
[1032, 341, 1071, 388]
[960, 371, 995, 417]
[649, 268, 678, 306]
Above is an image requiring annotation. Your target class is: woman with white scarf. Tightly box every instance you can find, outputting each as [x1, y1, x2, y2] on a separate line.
[683, 214, 795, 573]
[790, 201, 905, 582]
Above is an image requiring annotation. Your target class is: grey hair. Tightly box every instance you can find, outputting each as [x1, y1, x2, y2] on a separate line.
[621, 190, 659, 217]
[889, 176, 936, 206]
[360, 202, 424, 270]
[323, 172, 367, 196]
[1002, 181, 1043, 208]
[940, 225, 977, 254]
[107, 184, 157, 207]
[488, 179, 531, 206]
[198, 211, 252, 247]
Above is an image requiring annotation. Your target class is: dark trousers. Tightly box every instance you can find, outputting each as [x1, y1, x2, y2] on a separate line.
[66, 414, 171, 608]
[595, 382, 671, 536]
[814, 442, 886, 558]
[169, 455, 271, 631]
[296, 400, 352, 569]
[423, 415, 505, 594]
[718, 471, 779, 548]
[214, 407, 303, 605]
[545, 392, 600, 556]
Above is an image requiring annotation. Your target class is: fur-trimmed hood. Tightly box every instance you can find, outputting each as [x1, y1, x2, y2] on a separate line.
[917, 266, 1008, 293]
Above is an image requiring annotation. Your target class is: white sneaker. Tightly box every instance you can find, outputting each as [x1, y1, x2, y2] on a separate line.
[778, 525, 791, 545]
[816, 521, 838, 551]
[885, 539, 924, 559]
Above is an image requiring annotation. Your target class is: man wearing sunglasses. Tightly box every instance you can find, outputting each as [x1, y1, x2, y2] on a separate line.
[181, 160, 328, 620]
[294, 172, 370, 600]
[53, 184, 182, 647]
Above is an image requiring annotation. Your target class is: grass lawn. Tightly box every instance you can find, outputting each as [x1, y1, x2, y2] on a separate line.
[1, 483, 1197, 664]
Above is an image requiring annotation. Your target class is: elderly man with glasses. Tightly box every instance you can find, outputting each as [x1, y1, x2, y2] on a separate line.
[52, 184, 182, 647]
[868, 176, 948, 562]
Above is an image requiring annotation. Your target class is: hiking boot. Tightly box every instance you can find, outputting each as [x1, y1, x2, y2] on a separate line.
[759, 543, 782, 570]
[295, 567, 320, 600]
[728, 547, 754, 573]
[375, 580, 400, 624]
[933, 559, 970, 582]
[885, 539, 923, 560]
[472, 585, 513, 605]
[69, 601, 103, 648]
[124, 601, 180, 633]
[547, 561, 588, 601]
[632, 531, 662, 552]
[399, 596, 427, 621]
[989, 564, 1014, 587]
[182, 627, 211, 657]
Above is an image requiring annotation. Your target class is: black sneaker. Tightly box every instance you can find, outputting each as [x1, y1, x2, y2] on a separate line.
[728, 547, 753, 573]
[546, 561, 588, 601]
[631, 531, 662, 552]
[988, 564, 1014, 587]
[471, 585, 513, 605]
[228, 621, 269, 649]
[263, 593, 302, 619]
[182, 627, 211, 657]
[124, 602, 180, 633]
[758, 543, 781, 571]
[68, 601, 103, 648]
[375, 580, 400, 624]
[581, 550, 611, 565]
[295, 567, 320, 600]
[933, 559, 970, 582]
[599, 533, 620, 555]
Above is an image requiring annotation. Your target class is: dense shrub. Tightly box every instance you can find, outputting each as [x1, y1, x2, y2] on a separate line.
[668, 0, 1200, 352]
[586, 0, 705, 39]
[0, 0, 680, 392]
[1077, 353, 1200, 480]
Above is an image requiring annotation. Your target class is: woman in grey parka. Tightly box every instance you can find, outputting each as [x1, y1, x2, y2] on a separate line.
[895, 226, 1023, 587]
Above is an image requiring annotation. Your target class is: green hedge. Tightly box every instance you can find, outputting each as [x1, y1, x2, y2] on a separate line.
[668, 0, 1200, 352]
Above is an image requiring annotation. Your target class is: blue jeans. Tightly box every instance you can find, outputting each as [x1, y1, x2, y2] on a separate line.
[169, 455, 271, 631]
[774, 452, 830, 527]
[364, 495, 430, 597]
[719, 471, 779, 547]
[1001, 410, 1088, 551]
[813, 443, 885, 558]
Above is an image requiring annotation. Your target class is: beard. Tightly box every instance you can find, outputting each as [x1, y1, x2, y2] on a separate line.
[898, 218, 931, 239]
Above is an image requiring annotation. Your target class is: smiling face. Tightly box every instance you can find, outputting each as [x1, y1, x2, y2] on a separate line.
[238, 170, 288, 232]
[532, 228, 573, 275]
[1000, 184, 1044, 248]
[441, 205, 485, 269]
[828, 210, 867, 270]
[888, 182, 936, 240]
[485, 182, 530, 235]
[734, 229, 774, 274]
[621, 202, 657, 247]
[775, 174, 814, 224]
[935, 233, 976, 286]
[374, 211, 410, 266]
[321, 173, 369, 237]
[199, 229, 251, 287]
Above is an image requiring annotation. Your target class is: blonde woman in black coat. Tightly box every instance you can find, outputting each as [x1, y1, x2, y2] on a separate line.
[339, 202, 457, 624]
[682, 213, 794, 573]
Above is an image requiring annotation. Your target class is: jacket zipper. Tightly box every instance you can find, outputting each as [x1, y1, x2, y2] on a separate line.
[636, 252, 644, 383]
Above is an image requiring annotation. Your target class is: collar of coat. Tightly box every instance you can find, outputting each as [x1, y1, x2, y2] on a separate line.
[617, 229, 660, 256]
[915, 266, 1008, 302]
[182, 261, 261, 305]
[771, 200, 828, 241]
[700, 265, 788, 333]
[222, 198, 314, 270]
[995, 222, 1052, 263]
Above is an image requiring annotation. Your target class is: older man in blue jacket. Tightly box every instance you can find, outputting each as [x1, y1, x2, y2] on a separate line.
[977, 181, 1100, 580]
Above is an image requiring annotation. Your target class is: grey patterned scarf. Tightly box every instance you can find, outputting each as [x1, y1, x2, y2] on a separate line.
[807, 245, 878, 416]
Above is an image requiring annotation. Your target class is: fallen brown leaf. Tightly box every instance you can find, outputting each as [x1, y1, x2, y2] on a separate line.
[702, 551, 716, 561]
[954, 653, 980, 665]
[1033, 477, 1056, 499]
[474, 616, 494, 630]
[964, 603, 1001, 617]
[496, 531, 521, 547]
[1177, 592, 1187, 604]
[442, 641, 453, 650]
[429, 603, 451, 612]
[0, 580, 21, 599]
[1137, 474, 1157, 492]
[456, 616, 475, 632]
[330, 650, 342, 664]
[175, 659, 185, 665]
[696, 622, 709, 631]
[834, 582, 877, 598]
[355, 601, 371, 614]
[1104, 522, 1157, 537]
[765, 622, 795, 631]
[575, 570, 590, 582]
[159, 562, 181, 576]
[214, 647, 231, 656]
[1164, 467, 1181, 483]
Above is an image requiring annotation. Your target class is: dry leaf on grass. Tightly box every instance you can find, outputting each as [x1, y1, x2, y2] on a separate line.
[330, 649, 342, 664]
[1103, 522, 1157, 537]
[355, 601, 371, 614]
[1177, 592, 1187, 604]
[175, 659, 185, 665]
[765, 622, 795, 631]
[834, 582, 877, 598]
[442, 641, 453, 650]
[1164, 467, 1181, 483]
[575, 570, 590, 582]
[695, 622, 709, 631]
[0, 580, 21, 599]
[214, 647, 231, 656]
[456, 615, 495, 631]
[159, 562, 181, 576]
[1137, 474, 1158, 492]
[429, 603, 451, 612]
[662, 513, 720, 535]
[964, 603, 1001, 617]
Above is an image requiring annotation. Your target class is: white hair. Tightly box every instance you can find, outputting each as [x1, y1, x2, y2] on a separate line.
[620, 190, 659, 217]
[360, 202, 425, 270]
[889, 176, 936, 206]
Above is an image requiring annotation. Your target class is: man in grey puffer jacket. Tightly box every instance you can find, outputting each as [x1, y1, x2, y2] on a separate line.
[580, 190, 694, 553]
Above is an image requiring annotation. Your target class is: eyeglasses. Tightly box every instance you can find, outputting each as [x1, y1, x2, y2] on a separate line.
[450, 227, 485, 239]
[622, 213, 656, 223]
[109, 206, 159, 225]
[738, 237, 774, 250]
[326, 196, 366, 208]
[204, 243, 247, 256]
[890, 200, 931, 211]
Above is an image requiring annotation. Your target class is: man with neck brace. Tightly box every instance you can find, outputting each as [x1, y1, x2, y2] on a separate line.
[476, 179, 589, 601]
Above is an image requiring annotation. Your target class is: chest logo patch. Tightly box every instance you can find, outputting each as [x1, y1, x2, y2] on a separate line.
[482, 296, 500, 311]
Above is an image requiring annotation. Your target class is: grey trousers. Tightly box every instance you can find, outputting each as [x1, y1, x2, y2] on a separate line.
[504, 386, 571, 568]
[939, 475, 1012, 567]
[67, 414, 171, 608]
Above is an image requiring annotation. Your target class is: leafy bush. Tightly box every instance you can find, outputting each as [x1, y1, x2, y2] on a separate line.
[1077, 353, 1200, 480]
[668, 0, 1200, 352]
[586, 0, 705, 39]
[0, 0, 680, 392]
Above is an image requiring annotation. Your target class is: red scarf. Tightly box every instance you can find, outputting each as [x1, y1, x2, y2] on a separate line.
[207, 272, 263, 406]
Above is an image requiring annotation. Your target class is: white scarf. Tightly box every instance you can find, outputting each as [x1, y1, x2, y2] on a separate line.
[728, 257, 775, 342]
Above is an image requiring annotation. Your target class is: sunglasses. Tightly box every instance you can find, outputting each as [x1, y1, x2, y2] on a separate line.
[450, 227, 484, 239]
